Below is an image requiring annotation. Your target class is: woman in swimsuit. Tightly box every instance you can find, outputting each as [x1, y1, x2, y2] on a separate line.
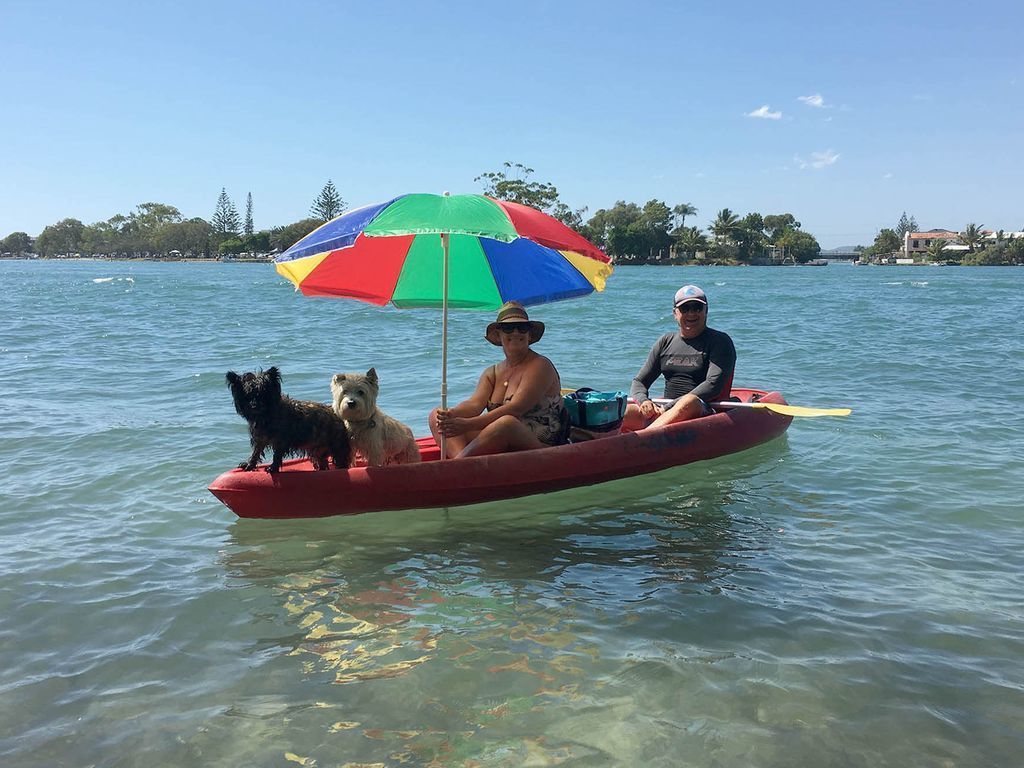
[429, 301, 570, 459]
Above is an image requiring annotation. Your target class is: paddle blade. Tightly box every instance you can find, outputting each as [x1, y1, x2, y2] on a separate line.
[715, 401, 851, 418]
[762, 403, 851, 417]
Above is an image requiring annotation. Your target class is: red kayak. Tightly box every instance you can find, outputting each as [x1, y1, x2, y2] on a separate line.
[208, 388, 792, 519]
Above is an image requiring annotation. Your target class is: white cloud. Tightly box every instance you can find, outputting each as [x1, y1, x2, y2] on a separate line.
[746, 105, 782, 120]
[798, 93, 828, 108]
[795, 149, 840, 170]
[883, 172, 893, 179]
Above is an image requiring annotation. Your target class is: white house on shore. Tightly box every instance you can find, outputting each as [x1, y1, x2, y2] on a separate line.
[903, 229, 1024, 259]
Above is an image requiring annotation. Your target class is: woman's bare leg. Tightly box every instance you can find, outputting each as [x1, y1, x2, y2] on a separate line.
[457, 415, 547, 458]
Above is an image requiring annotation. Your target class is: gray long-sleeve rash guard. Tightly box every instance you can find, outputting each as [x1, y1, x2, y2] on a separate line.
[629, 327, 736, 406]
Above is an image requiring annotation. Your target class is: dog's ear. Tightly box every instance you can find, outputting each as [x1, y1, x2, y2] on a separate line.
[366, 368, 378, 385]
[226, 371, 240, 387]
[331, 373, 346, 385]
[266, 366, 280, 383]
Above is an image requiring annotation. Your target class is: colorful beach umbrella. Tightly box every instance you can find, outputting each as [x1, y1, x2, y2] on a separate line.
[274, 193, 612, 308]
[274, 193, 613, 453]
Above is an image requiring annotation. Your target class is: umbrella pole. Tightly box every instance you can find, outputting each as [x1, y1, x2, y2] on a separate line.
[440, 231, 450, 460]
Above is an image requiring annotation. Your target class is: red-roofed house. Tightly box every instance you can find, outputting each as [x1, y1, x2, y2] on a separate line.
[903, 229, 959, 258]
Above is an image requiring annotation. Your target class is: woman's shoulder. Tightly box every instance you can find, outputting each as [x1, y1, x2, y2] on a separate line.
[529, 351, 558, 370]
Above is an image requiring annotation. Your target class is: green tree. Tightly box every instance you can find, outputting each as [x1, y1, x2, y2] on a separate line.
[925, 239, 949, 262]
[962, 246, 1011, 266]
[896, 211, 918, 240]
[133, 202, 181, 229]
[777, 228, 821, 263]
[763, 213, 800, 242]
[270, 218, 323, 253]
[311, 180, 346, 221]
[710, 208, 740, 244]
[672, 203, 697, 230]
[672, 226, 708, 261]
[867, 228, 901, 259]
[35, 218, 85, 257]
[929, 239, 950, 264]
[212, 188, 241, 237]
[581, 201, 642, 252]
[734, 212, 766, 262]
[582, 200, 677, 261]
[244, 192, 254, 236]
[130, 202, 182, 255]
[218, 238, 246, 256]
[243, 230, 271, 254]
[550, 201, 587, 231]
[1004, 236, 1024, 265]
[638, 199, 674, 258]
[80, 222, 113, 255]
[958, 223, 984, 253]
[2, 231, 33, 255]
[153, 218, 215, 257]
[475, 162, 559, 211]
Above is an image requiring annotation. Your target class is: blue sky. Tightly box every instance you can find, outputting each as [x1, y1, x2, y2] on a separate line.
[2, 0, 1022, 248]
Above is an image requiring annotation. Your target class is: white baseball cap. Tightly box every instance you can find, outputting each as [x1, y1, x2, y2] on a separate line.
[673, 284, 708, 307]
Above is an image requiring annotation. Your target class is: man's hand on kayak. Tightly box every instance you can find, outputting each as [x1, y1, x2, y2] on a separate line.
[639, 400, 662, 419]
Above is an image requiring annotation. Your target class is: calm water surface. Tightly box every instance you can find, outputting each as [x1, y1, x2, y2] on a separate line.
[2, 261, 1022, 767]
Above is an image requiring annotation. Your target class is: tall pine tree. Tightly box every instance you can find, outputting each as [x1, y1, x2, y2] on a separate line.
[896, 211, 918, 239]
[212, 188, 241, 236]
[311, 180, 346, 221]
[244, 192, 254, 236]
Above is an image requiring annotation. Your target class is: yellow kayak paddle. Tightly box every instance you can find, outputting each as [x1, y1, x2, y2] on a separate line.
[560, 388, 851, 418]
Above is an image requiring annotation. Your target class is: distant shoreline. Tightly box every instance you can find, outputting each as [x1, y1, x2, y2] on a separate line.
[2, 255, 1017, 267]
[0, 255, 271, 264]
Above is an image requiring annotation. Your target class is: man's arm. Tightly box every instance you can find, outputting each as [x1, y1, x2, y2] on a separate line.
[629, 336, 666, 404]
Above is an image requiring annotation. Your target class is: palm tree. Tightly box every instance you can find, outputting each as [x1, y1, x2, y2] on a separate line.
[672, 203, 697, 230]
[673, 226, 708, 260]
[959, 223, 984, 253]
[711, 208, 740, 244]
[926, 239, 948, 262]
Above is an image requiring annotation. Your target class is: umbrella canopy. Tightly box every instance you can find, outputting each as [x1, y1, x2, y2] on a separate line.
[274, 193, 612, 309]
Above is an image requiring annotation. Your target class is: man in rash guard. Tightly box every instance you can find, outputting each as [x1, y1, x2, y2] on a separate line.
[624, 284, 736, 430]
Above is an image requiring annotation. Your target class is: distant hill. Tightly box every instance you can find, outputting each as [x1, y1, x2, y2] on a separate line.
[821, 246, 862, 254]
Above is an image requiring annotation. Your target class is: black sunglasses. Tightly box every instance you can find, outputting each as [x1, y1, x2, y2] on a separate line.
[498, 322, 532, 334]
[677, 302, 705, 312]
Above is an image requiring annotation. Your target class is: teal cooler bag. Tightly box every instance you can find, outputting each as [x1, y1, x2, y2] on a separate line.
[563, 388, 627, 432]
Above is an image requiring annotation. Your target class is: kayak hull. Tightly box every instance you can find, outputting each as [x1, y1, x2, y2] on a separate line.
[208, 388, 791, 519]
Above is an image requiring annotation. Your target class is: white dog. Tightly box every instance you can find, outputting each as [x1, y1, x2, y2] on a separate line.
[330, 368, 421, 467]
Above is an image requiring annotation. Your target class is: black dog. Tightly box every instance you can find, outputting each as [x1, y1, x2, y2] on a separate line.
[226, 366, 351, 473]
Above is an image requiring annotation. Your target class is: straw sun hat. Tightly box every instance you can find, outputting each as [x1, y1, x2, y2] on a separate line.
[484, 302, 545, 346]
